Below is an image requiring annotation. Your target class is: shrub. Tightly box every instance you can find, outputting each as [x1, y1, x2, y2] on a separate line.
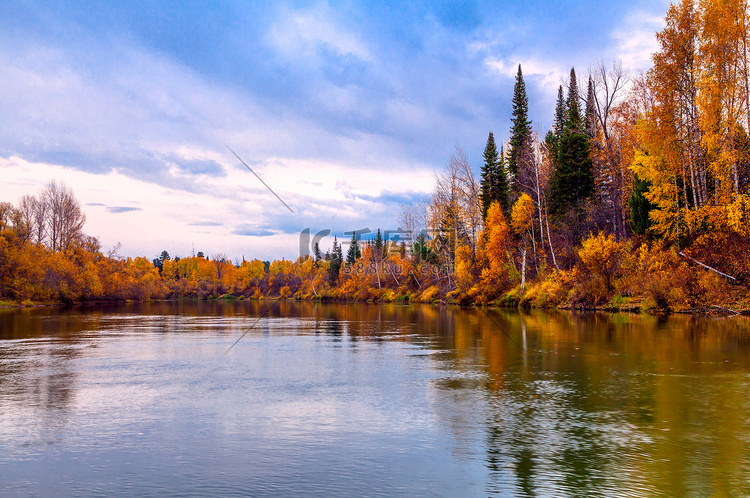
[419, 285, 441, 303]
[578, 232, 627, 292]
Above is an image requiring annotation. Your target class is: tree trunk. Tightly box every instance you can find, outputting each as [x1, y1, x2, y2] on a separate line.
[545, 209, 560, 271]
[520, 240, 527, 297]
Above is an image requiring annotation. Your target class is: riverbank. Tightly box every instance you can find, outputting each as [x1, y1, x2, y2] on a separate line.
[3, 292, 748, 317]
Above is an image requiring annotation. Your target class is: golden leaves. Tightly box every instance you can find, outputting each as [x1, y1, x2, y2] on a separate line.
[510, 194, 535, 235]
[726, 193, 750, 237]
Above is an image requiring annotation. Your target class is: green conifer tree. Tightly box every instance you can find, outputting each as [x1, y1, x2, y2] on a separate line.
[508, 64, 532, 179]
[328, 236, 343, 282]
[346, 232, 361, 264]
[548, 68, 594, 215]
[313, 242, 322, 262]
[480, 132, 510, 219]
[546, 86, 565, 174]
[497, 145, 509, 212]
[553, 85, 565, 138]
[566, 68, 581, 131]
[629, 173, 654, 236]
[374, 228, 384, 258]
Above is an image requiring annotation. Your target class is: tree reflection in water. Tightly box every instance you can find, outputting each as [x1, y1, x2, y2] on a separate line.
[1, 302, 750, 495]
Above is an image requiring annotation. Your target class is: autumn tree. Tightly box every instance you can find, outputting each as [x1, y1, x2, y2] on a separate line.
[429, 147, 482, 264]
[511, 193, 535, 295]
[477, 201, 514, 299]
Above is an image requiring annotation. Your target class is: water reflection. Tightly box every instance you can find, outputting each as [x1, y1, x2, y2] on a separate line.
[1, 302, 750, 496]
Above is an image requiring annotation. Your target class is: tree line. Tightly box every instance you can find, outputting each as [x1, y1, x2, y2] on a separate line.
[1, 0, 748, 311]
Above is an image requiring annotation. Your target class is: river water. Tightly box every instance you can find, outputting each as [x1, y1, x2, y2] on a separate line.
[1, 301, 749, 496]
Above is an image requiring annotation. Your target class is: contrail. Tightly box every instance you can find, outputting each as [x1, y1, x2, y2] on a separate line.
[225, 143, 294, 213]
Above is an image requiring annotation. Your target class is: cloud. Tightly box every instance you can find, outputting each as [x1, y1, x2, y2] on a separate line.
[611, 8, 665, 73]
[484, 56, 563, 93]
[231, 227, 277, 237]
[267, 3, 371, 62]
[106, 206, 142, 214]
[189, 221, 223, 227]
[0, 152, 430, 260]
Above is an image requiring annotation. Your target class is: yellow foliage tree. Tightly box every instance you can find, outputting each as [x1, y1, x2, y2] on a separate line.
[578, 232, 625, 291]
[511, 194, 535, 294]
[476, 201, 514, 299]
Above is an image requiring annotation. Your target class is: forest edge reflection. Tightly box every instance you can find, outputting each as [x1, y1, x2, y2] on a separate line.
[2, 301, 750, 496]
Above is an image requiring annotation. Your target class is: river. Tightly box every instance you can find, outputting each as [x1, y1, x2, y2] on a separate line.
[1, 301, 749, 496]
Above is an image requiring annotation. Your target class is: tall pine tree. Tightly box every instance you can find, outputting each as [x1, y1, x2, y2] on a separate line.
[553, 85, 565, 137]
[480, 132, 509, 219]
[328, 236, 343, 282]
[374, 228, 384, 258]
[346, 231, 361, 264]
[508, 65, 532, 182]
[549, 68, 594, 216]
[545, 86, 566, 184]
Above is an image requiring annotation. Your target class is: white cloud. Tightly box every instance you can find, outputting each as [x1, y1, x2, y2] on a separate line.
[267, 3, 371, 62]
[484, 56, 563, 92]
[0, 32, 439, 259]
[0, 156, 289, 259]
[0, 151, 433, 260]
[611, 8, 665, 73]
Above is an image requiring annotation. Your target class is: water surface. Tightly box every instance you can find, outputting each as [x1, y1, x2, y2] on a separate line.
[1, 301, 750, 496]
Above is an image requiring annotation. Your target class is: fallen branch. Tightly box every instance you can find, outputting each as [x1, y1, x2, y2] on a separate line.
[678, 252, 736, 281]
[410, 271, 421, 289]
[386, 263, 400, 287]
[711, 304, 743, 315]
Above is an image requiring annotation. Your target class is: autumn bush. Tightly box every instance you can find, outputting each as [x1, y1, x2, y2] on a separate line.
[418, 285, 442, 303]
[628, 243, 694, 312]
[567, 233, 629, 306]
[521, 270, 572, 308]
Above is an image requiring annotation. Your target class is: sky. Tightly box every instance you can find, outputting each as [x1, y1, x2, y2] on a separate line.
[0, 0, 668, 262]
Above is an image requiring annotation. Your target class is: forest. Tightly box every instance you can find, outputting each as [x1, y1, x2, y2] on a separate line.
[1, 0, 749, 313]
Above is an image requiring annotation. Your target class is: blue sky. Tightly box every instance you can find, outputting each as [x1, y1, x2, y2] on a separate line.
[0, 0, 668, 261]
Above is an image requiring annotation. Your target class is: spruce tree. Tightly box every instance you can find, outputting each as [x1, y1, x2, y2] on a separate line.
[480, 132, 509, 219]
[508, 64, 532, 179]
[544, 129, 558, 176]
[346, 231, 361, 264]
[374, 228, 384, 258]
[313, 242, 322, 262]
[566, 68, 581, 131]
[553, 85, 565, 138]
[328, 236, 342, 282]
[547, 86, 565, 173]
[629, 173, 654, 236]
[548, 68, 594, 216]
[480, 133, 495, 219]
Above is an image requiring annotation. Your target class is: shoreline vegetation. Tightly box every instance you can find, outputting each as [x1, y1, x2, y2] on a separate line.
[2, 0, 750, 316]
[3, 298, 748, 317]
